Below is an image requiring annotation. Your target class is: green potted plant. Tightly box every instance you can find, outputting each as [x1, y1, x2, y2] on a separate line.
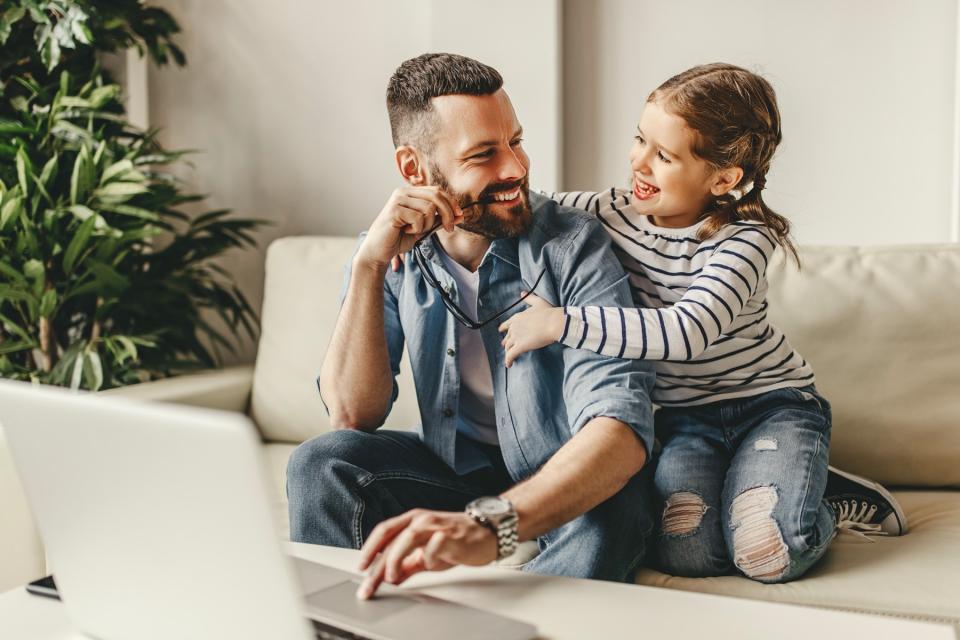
[0, 1, 262, 390]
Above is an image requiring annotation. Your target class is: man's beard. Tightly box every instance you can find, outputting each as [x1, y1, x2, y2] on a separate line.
[429, 166, 532, 240]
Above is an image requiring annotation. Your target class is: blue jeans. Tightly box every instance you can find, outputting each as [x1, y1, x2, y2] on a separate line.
[287, 429, 655, 583]
[652, 385, 836, 583]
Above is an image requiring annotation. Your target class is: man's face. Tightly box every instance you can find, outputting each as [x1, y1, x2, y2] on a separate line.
[425, 90, 532, 240]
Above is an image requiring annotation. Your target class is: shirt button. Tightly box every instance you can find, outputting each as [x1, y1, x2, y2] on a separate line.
[447, 348, 456, 356]
[443, 409, 454, 418]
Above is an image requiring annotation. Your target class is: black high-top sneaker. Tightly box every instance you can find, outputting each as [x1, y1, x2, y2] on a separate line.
[825, 466, 908, 536]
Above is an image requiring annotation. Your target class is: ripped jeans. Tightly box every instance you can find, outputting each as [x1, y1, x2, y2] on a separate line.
[652, 385, 836, 583]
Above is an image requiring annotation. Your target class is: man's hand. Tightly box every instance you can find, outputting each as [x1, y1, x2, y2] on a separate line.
[499, 294, 567, 367]
[356, 186, 463, 271]
[355, 509, 497, 600]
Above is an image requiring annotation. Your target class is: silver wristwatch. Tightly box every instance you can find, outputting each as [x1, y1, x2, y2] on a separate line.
[465, 496, 519, 560]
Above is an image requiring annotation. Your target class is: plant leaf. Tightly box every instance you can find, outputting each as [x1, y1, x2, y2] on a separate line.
[101, 159, 134, 184]
[70, 144, 91, 204]
[0, 284, 32, 303]
[99, 203, 159, 221]
[95, 181, 149, 202]
[0, 340, 36, 356]
[23, 258, 45, 298]
[1, 194, 23, 231]
[63, 214, 97, 273]
[70, 350, 84, 389]
[0, 258, 26, 285]
[0, 311, 31, 342]
[83, 349, 104, 391]
[89, 85, 120, 109]
[16, 147, 32, 197]
[39, 153, 59, 190]
[39, 288, 57, 318]
[0, 6, 27, 47]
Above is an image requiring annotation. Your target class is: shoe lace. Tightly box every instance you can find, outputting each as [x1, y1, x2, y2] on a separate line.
[829, 498, 888, 542]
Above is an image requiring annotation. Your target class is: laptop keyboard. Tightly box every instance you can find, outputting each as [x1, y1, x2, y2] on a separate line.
[312, 619, 375, 640]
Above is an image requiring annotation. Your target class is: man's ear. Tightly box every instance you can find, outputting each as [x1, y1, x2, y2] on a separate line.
[396, 146, 428, 185]
[710, 166, 745, 197]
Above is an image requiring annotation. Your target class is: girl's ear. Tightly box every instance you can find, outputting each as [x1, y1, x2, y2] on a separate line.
[396, 146, 428, 185]
[710, 166, 745, 197]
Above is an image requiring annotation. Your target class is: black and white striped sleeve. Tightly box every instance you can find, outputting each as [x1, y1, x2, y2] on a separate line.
[559, 227, 777, 361]
[541, 190, 603, 213]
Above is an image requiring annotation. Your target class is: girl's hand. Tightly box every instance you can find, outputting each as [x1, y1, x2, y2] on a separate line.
[498, 294, 566, 367]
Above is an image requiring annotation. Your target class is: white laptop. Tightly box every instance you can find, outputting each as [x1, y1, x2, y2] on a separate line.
[0, 380, 536, 640]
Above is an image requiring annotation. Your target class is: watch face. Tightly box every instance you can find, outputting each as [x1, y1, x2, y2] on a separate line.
[474, 497, 510, 516]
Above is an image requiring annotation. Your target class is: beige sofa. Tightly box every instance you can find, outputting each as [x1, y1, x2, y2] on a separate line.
[2, 236, 959, 629]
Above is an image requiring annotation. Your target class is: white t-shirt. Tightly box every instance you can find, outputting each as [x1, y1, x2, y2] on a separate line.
[436, 248, 500, 448]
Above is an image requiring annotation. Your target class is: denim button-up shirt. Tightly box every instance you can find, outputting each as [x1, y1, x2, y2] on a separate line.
[334, 192, 655, 481]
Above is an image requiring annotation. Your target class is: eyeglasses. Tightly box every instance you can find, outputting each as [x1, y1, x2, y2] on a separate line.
[412, 220, 546, 330]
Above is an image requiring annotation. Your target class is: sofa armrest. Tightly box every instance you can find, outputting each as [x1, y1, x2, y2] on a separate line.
[0, 427, 46, 592]
[103, 365, 255, 413]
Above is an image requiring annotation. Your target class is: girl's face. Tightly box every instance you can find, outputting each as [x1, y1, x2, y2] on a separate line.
[629, 100, 734, 228]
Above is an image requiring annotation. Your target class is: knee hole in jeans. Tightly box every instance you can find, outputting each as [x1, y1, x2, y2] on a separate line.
[661, 491, 708, 536]
[729, 485, 791, 582]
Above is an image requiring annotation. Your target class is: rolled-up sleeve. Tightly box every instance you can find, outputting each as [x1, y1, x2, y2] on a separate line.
[555, 219, 656, 456]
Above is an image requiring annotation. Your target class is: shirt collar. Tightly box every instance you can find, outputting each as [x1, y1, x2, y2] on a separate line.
[419, 232, 519, 271]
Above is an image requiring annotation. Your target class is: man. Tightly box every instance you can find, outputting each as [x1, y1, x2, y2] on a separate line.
[287, 53, 656, 599]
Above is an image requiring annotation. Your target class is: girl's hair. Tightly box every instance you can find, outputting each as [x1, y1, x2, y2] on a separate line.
[650, 63, 799, 265]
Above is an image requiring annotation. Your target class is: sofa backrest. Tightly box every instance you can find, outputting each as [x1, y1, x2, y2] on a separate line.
[251, 237, 960, 488]
[250, 237, 421, 445]
[765, 244, 960, 487]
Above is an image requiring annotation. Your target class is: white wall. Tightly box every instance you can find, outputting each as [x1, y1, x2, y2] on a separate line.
[147, 0, 561, 363]
[145, 0, 958, 363]
[563, 0, 958, 246]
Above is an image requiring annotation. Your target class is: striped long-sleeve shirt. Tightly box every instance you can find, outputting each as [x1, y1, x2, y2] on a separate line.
[548, 189, 814, 407]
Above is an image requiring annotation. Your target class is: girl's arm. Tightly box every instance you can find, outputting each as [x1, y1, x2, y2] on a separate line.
[562, 226, 777, 361]
[542, 190, 604, 213]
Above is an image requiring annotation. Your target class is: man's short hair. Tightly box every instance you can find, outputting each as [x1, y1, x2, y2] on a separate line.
[386, 53, 503, 151]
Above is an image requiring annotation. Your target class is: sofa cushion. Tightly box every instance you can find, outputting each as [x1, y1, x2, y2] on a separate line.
[250, 237, 421, 443]
[766, 245, 960, 488]
[635, 491, 960, 624]
[265, 441, 958, 624]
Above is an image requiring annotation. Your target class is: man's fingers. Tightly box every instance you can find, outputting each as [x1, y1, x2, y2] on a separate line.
[395, 196, 439, 235]
[498, 317, 511, 333]
[400, 189, 457, 233]
[392, 549, 429, 586]
[423, 530, 448, 570]
[384, 523, 433, 584]
[388, 202, 435, 238]
[435, 190, 464, 230]
[358, 511, 416, 571]
[356, 553, 386, 600]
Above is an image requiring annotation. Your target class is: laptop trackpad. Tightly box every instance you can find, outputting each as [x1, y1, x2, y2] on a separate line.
[306, 581, 416, 623]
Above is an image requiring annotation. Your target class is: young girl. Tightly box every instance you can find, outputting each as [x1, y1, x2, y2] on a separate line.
[499, 63, 906, 583]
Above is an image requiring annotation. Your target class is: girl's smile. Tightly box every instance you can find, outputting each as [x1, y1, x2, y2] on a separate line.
[633, 177, 661, 200]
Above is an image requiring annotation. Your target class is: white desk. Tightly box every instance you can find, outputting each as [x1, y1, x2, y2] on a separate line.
[1, 542, 954, 640]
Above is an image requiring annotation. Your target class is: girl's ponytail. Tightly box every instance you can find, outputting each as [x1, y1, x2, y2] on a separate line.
[704, 174, 800, 267]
